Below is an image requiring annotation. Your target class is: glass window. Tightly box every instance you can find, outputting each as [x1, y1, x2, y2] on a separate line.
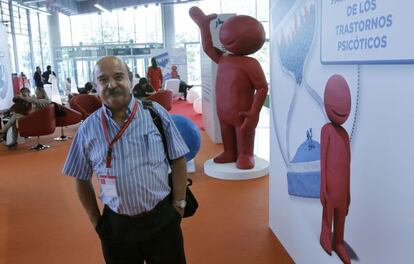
[59, 13, 72, 46]
[15, 34, 32, 76]
[220, 0, 256, 17]
[256, 0, 269, 22]
[70, 13, 103, 45]
[198, 0, 221, 13]
[57, 60, 74, 87]
[250, 41, 270, 84]
[13, 6, 29, 35]
[59, 4, 162, 45]
[11, 4, 31, 75]
[185, 43, 201, 86]
[134, 4, 162, 44]
[101, 11, 119, 43]
[174, 3, 200, 45]
[39, 14, 51, 68]
[30, 12, 42, 71]
[75, 60, 89, 86]
[8, 33, 16, 73]
[118, 8, 135, 42]
[0, 1, 11, 33]
[135, 58, 147, 78]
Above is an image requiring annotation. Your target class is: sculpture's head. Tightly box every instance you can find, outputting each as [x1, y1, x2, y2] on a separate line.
[324, 74, 351, 125]
[219, 15, 265, 55]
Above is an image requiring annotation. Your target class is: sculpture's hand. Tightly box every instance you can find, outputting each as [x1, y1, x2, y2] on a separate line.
[239, 111, 259, 134]
[189, 6, 217, 28]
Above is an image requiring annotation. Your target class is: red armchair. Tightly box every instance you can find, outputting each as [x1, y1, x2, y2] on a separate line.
[69, 94, 102, 120]
[18, 104, 56, 150]
[54, 105, 82, 141]
[67, 93, 79, 102]
[147, 90, 173, 111]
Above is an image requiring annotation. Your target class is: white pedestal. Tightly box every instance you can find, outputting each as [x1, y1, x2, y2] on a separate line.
[204, 156, 269, 180]
[187, 159, 196, 173]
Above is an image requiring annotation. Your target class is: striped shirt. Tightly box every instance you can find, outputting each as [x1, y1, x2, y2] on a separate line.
[62, 97, 189, 216]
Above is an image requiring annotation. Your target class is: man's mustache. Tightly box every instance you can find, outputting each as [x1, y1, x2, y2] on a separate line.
[106, 88, 124, 97]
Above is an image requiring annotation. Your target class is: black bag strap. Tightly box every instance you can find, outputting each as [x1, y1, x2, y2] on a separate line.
[142, 100, 193, 187]
[142, 100, 172, 166]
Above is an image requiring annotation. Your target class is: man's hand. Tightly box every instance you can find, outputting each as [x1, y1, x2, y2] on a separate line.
[239, 110, 260, 134]
[92, 215, 101, 229]
[189, 6, 217, 28]
[174, 206, 184, 218]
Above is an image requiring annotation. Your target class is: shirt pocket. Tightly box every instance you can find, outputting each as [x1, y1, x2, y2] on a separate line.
[87, 139, 106, 171]
[145, 130, 166, 164]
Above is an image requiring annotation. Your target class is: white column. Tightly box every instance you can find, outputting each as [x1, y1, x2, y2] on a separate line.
[161, 4, 175, 49]
[47, 11, 61, 71]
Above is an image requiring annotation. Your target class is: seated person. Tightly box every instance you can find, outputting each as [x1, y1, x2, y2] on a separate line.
[0, 87, 32, 145]
[27, 87, 51, 109]
[178, 81, 193, 101]
[0, 87, 50, 146]
[77, 87, 86, 94]
[132, 77, 155, 99]
[169, 66, 193, 100]
[78, 82, 96, 95]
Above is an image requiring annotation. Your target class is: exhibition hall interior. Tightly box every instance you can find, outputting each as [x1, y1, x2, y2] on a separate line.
[0, 0, 412, 263]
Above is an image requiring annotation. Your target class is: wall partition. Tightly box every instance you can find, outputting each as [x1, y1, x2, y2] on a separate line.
[269, 0, 414, 263]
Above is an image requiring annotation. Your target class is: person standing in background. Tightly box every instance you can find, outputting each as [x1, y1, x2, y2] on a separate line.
[147, 58, 163, 92]
[33, 66, 43, 88]
[64, 77, 72, 95]
[42, 65, 56, 84]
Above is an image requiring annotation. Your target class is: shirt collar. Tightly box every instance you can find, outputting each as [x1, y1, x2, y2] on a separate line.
[103, 94, 137, 119]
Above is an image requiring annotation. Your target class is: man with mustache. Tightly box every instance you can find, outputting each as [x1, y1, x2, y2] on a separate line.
[63, 56, 189, 264]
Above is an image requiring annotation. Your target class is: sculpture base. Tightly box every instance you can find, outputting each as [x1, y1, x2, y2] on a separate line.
[187, 159, 196, 173]
[204, 156, 269, 180]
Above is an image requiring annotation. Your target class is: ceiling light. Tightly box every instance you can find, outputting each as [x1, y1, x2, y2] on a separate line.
[94, 3, 109, 13]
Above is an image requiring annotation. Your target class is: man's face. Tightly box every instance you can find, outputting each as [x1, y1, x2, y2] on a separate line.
[94, 57, 131, 111]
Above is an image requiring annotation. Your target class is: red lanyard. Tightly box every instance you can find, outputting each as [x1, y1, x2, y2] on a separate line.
[101, 100, 139, 169]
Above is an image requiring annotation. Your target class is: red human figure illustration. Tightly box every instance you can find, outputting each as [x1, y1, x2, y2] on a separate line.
[189, 7, 268, 169]
[171, 65, 179, 79]
[320, 74, 351, 264]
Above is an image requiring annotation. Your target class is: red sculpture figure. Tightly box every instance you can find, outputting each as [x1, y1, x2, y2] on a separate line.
[320, 74, 351, 264]
[189, 7, 268, 169]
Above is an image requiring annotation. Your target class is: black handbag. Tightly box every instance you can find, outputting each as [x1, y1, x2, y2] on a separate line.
[142, 100, 198, 218]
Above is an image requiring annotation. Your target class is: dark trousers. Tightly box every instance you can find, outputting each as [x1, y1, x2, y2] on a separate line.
[95, 198, 186, 264]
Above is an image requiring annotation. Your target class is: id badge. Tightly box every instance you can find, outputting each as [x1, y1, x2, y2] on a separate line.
[99, 175, 118, 197]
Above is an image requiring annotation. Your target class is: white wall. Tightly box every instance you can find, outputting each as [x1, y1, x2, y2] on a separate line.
[269, 1, 414, 263]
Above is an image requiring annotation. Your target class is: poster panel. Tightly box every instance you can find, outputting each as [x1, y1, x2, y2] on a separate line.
[0, 24, 13, 112]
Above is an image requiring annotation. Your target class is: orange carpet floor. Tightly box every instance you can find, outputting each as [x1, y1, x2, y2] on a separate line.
[0, 121, 292, 264]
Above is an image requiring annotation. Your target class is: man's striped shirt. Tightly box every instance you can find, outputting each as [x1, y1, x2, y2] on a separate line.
[62, 98, 189, 216]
